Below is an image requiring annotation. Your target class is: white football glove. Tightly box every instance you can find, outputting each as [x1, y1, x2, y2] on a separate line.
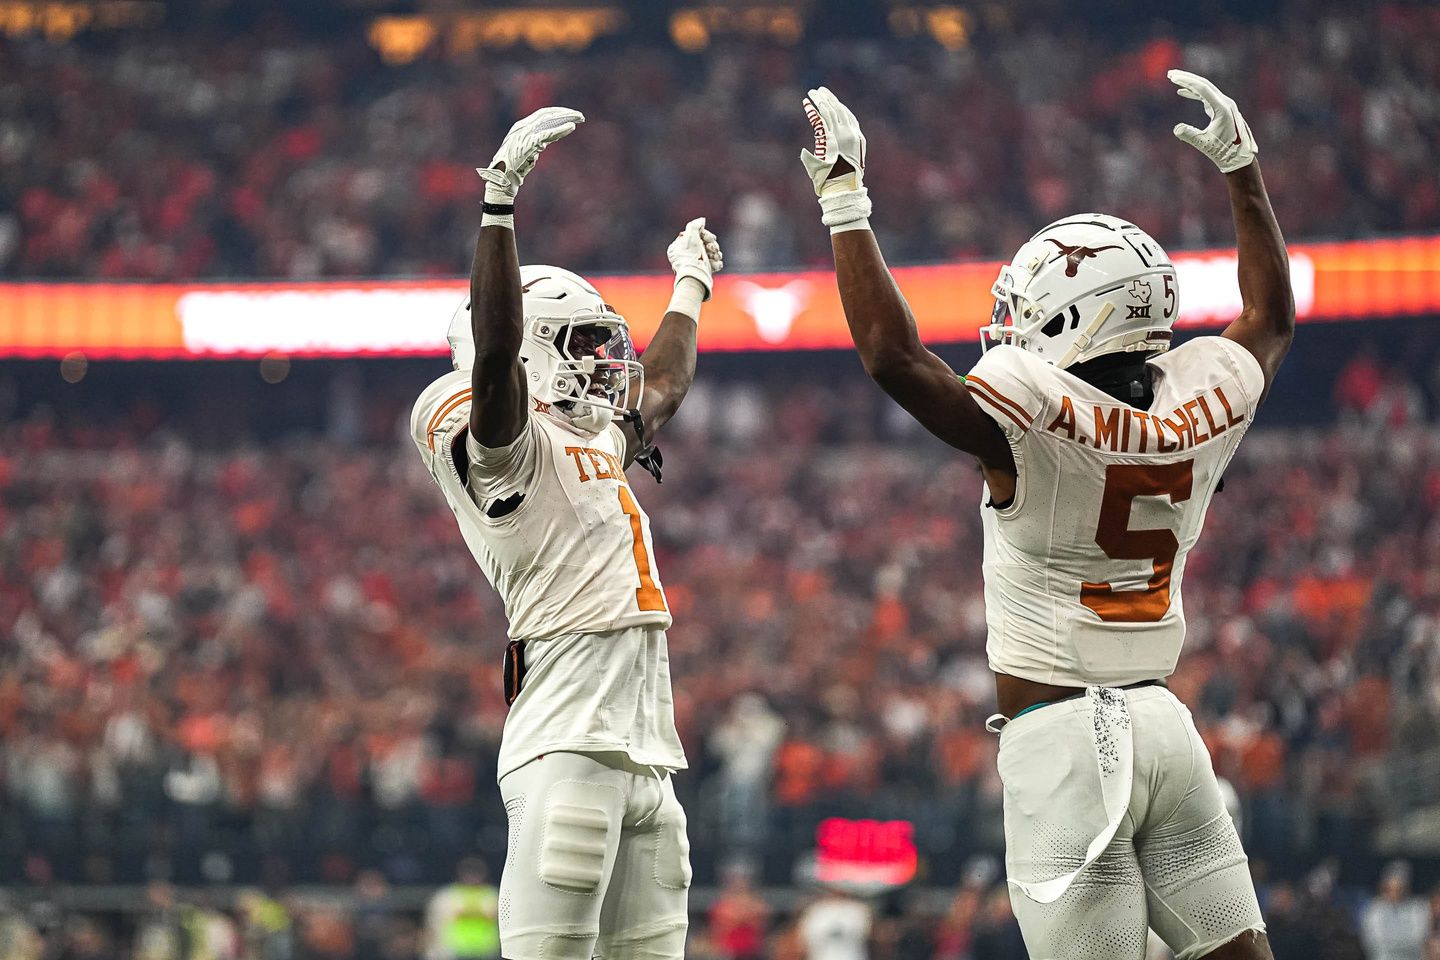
[476, 106, 585, 202]
[1169, 69, 1257, 174]
[801, 87, 872, 232]
[667, 217, 724, 301]
[802, 86, 867, 194]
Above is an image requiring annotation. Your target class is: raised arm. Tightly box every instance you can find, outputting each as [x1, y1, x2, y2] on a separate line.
[619, 218, 723, 466]
[468, 107, 584, 447]
[801, 87, 1012, 470]
[1170, 70, 1294, 400]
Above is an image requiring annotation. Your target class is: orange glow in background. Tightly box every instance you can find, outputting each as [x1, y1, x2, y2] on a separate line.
[0, 235, 1436, 359]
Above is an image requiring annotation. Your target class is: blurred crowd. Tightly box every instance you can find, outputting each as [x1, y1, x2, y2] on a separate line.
[3, 346, 1440, 897]
[3, 0, 1440, 280]
[3, 856, 1440, 960]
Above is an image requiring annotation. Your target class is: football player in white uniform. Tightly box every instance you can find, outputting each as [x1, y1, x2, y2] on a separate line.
[411, 107, 723, 960]
[802, 72, 1292, 960]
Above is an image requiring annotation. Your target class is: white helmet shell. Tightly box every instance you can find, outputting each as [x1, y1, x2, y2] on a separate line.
[447, 297, 474, 371]
[447, 265, 642, 435]
[983, 214, 1177, 369]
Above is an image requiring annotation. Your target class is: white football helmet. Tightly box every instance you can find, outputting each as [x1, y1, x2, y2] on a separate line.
[448, 265, 643, 434]
[983, 214, 1177, 369]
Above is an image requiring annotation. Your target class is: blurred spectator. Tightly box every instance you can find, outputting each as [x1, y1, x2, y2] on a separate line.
[424, 859, 500, 960]
[1298, 864, 1365, 960]
[133, 882, 184, 960]
[709, 695, 785, 853]
[933, 885, 983, 960]
[798, 891, 871, 960]
[967, 889, 1025, 960]
[708, 861, 771, 960]
[1265, 883, 1320, 960]
[0, 894, 43, 960]
[1362, 861, 1431, 960]
[354, 870, 397, 960]
[235, 891, 293, 960]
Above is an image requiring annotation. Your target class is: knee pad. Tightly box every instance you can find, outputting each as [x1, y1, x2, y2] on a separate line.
[502, 929, 599, 960]
[596, 917, 688, 960]
[540, 791, 613, 894]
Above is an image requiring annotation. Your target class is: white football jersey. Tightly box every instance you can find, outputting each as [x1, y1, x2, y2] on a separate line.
[965, 337, 1265, 687]
[411, 370, 672, 642]
[411, 371, 685, 779]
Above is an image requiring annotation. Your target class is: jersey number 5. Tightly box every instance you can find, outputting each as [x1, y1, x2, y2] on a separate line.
[618, 486, 668, 612]
[1080, 460, 1194, 623]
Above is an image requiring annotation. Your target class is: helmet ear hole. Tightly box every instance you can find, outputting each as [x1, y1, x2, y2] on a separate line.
[1041, 305, 1080, 338]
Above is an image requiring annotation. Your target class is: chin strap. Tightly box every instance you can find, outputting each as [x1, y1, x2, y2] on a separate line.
[622, 409, 663, 483]
[1055, 302, 1116, 370]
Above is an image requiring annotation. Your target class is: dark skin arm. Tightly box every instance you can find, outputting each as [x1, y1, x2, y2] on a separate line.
[1219, 160, 1294, 402]
[831, 212, 1017, 501]
[467, 224, 528, 448]
[618, 292, 700, 466]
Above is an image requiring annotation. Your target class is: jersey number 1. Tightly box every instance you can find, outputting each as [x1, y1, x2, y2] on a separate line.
[1080, 460, 1194, 623]
[618, 486, 667, 612]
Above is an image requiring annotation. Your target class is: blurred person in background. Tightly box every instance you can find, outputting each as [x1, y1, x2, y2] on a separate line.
[56, 916, 112, 960]
[708, 694, 785, 853]
[706, 860, 770, 960]
[933, 887, 982, 960]
[1362, 861, 1430, 960]
[353, 869, 397, 960]
[133, 882, 184, 960]
[806, 64, 1292, 959]
[0, 893, 42, 960]
[798, 889, 872, 960]
[967, 888, 1025, 960]
[235, 890, 293, 960]
[1296, 864, 1363, 960]
[1258, 884, 1317, 960]
[298, 903, 354, 960]
[409, 104, 722, 960]
[424, 858, 499, 960]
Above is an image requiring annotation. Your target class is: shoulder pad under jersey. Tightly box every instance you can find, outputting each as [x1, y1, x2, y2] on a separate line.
[411, 370, 472, 463]
[964, 345, 1050, 439]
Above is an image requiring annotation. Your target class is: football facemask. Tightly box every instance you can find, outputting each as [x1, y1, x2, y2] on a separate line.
[553, 316, 642, 411]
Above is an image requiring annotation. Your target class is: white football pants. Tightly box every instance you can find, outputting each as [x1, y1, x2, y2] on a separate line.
[999, 685, 1264, 960]
[497, 751, 690, 960]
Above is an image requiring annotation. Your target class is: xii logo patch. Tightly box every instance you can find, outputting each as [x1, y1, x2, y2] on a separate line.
[1126, 279, 1153, 320]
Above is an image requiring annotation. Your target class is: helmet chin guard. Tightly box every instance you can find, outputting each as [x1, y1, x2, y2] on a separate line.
[981, 214, 1177, 369]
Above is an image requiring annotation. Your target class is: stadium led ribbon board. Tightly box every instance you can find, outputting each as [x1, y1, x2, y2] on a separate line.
[2, 234, 1437, 359]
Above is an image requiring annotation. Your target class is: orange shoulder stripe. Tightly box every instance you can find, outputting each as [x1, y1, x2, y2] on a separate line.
[426, 389, 472, 452]
[966, 385, 1028, 431]
[965, 376, 1033, 426]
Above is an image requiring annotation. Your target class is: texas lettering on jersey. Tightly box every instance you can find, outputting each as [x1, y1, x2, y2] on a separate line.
[564, 445, 628, 482]
[409, 369, 672, 642]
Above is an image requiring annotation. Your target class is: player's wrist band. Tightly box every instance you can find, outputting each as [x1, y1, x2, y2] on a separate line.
[819, 186, 872, 234]
[829, 218, 871, 235]
[481, 200, 515, 230]
[481, 181, 517, 228]
[667, 276, 706, 323]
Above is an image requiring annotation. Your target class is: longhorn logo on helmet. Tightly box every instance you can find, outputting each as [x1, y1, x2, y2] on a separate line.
[1046, 239, 1123, 277]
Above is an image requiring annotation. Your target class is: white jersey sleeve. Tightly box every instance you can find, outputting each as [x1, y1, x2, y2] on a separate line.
[964, 347, 1047, 442]
[967, 339, 1263, 687]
